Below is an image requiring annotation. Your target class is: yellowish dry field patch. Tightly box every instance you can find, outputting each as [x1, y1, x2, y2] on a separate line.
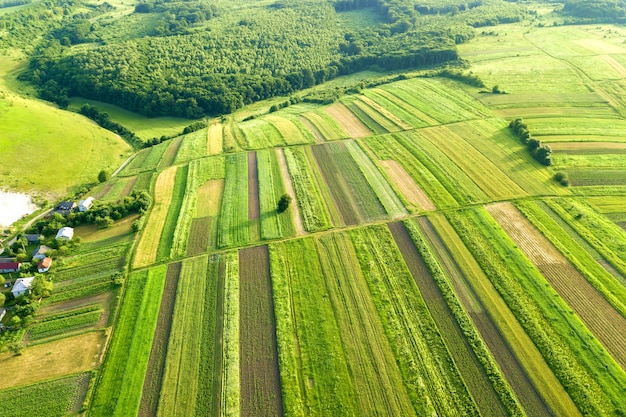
[207, 122, 223, 155]
[0, 331, 106, 390]
[324, 102, 372, 138]
[133, 167, 177, 268]
[196, 179, 224, 218]
[378, 160, 435, 211]
[572, 39, 626, 55]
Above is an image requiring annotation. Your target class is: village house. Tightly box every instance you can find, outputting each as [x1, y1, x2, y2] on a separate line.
[54, 201, 76, 216]
[32, 245, 52, 260]
[79, 197, 94, 212]
[55, 227, 74, 240]
[0, 262, 20, 273]
[24, 234, 43, 244]
[38, 257, 53, 273]
[11, 276, 34, 298]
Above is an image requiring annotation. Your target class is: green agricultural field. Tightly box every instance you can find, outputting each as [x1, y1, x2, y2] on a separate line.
[0, 373, 91, 417]
[218, 153, 249, 247]
[158, 256, 218, 416]
[4, 7, 626, 417]
[89, 266, 167, 417]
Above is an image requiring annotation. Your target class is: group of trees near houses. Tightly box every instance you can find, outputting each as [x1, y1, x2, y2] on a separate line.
[509, 118, 552, 166]
[17, 0, 524, 118]
[28, 191, 152, 236]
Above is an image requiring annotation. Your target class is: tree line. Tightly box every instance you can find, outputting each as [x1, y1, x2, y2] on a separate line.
[509, 118, 552, 166]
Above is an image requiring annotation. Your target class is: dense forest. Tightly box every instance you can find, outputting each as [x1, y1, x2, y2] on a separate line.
[560, 0, 626, 23]
[6, 0, 525, 117]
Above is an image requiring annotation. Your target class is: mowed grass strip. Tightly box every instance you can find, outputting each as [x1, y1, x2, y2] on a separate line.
[380, 78, 487, 124]
[364, 134, 456, 209]
[157, 256, 217, 416]
[90, 266, 167, 417]
[351, 225, 478, 416]
[527, 117, 626, 137]
[446, 119, 565, 196]
[427, 213, 581, 417]
[269, 239, 357, 416]
[257, 149, 295, 240]
[120, 141, 169, 176]
[283, 147, 332, 232]
[196, 179, 224, 218]
[323, 102, 372, 138]
[0, 373, 91, 417]
[139, 262, 181, 417]
[345, 140, 407, 218]
[207, 121, 223, 155]
[157, 165, 188, 261]
[448, 208, 625, 416]
[239, 118, 285, 149]
[218, 153, 250, 248]
[265, 114, 315, 145]
[239, 246, 283, 417]
[223, 119, 244, 152]
[316, 233, 416, 416]
[343, 98, 389, 134]
[174, 129, 208, 164]
[171, 160, 204, 257]
[134, 166, 178, 268]
[221, 252, 240, 417]
[301, 110, 348, 140]
[397, 131, 488, 205]
[416, 125, 525, 200]
[361, 88, 431, 128]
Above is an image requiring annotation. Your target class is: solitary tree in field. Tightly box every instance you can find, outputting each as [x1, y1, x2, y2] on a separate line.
[98, 169, 110, 183]
[277, 194, 292, 213]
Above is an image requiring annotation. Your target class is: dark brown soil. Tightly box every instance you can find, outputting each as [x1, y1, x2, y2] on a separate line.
[239, 245, 284, 417]
[248, 152, 261, 220]
[187, 217, 211, 256]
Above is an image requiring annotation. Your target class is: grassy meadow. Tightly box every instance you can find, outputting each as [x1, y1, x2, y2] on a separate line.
[2, 7, 626, 417]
